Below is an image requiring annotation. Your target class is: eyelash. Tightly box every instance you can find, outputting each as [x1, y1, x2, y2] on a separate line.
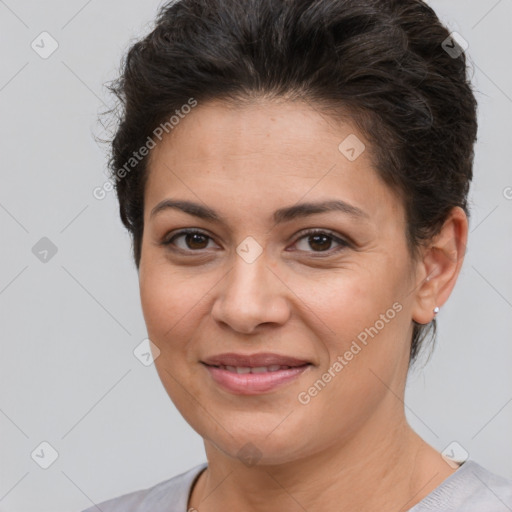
[162, 228, 351, 256]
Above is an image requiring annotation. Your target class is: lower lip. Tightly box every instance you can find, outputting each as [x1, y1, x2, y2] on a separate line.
[202, 363, 311, 395]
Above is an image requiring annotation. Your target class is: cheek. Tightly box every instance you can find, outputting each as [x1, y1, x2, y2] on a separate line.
[139, 264, 208, 411]
[138, 260, 215, 357]
[139, 245, 186, 319]
[138, 260, 190, 345]
[139, 269, 169, 337]
[303, 259, 410, 386]
[297, 265, 400, 339]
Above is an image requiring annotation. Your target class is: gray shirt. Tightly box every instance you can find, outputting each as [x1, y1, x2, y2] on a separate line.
[81, 459, 512, 511]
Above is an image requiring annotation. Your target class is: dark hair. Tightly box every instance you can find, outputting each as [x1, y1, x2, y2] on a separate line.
[102, 0, 478, 365]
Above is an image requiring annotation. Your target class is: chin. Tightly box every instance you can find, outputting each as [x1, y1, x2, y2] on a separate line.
[198, 416, 314, 466]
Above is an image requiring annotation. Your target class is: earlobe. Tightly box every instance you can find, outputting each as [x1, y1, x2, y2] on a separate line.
[411, 207, 468, 325]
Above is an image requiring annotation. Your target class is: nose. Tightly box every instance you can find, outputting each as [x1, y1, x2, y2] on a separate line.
[211, 249, 291, 334]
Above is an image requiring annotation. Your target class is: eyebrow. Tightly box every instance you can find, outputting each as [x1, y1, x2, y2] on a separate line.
[149, 199, 369, 224]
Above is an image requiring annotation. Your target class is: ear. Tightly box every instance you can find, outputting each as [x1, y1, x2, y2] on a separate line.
[411, 206, 468, 325]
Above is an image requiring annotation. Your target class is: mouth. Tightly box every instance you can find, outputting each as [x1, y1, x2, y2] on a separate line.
[200, 353, 312, 395]
[204, 363, 309, 374]
[201, 352, 311, 368]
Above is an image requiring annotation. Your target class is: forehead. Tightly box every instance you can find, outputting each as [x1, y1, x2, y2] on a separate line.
[148, 99, 362, 170]
[144, 99, 403, 226]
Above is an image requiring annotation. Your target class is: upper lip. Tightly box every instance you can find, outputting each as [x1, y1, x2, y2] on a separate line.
[201, 352, 311, 368]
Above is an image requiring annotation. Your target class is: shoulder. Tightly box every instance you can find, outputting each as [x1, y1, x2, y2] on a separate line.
[410, 459, 512, 512]
[80, 462, 207, 512]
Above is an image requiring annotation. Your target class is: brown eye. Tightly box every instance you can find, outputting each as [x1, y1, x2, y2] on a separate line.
[163, 229, 215, 251]
[293, 229, 349, 254]
[306, 233, 332, 252]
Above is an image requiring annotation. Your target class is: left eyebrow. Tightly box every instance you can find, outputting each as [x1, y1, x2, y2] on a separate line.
[149, 199, 369, 224]
[273, 200, 369, 224]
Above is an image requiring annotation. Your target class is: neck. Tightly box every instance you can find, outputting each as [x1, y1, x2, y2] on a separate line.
[189, 406, 456, 512]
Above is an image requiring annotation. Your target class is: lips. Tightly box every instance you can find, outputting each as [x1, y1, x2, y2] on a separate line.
[201, 352, 311, 368]
[201, 353, 312, 395]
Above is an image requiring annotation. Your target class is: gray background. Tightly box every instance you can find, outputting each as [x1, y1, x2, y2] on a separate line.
[0, 1, 511, 511]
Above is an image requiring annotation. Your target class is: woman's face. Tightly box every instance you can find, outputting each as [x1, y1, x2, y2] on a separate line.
[139, 99, 421, 465]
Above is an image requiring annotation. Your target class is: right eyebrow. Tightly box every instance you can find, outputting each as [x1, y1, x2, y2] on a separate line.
[150, 199, 224, 223]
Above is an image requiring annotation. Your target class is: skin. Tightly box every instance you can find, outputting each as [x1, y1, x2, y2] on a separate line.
[138, 98, 468, 512]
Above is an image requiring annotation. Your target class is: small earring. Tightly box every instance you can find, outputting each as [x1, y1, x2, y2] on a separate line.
[433, 306, 440, 315]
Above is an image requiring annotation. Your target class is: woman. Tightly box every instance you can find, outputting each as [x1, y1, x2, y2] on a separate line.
[84, 0, 512, 510]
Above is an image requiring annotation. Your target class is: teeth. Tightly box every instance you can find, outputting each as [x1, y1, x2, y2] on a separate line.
[220, 365, 292, 373]
[251, 366, 269, 373]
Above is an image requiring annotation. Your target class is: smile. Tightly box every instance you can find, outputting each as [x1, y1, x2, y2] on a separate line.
[202, 362, 311, 395]
[215, 364, 295, 373]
